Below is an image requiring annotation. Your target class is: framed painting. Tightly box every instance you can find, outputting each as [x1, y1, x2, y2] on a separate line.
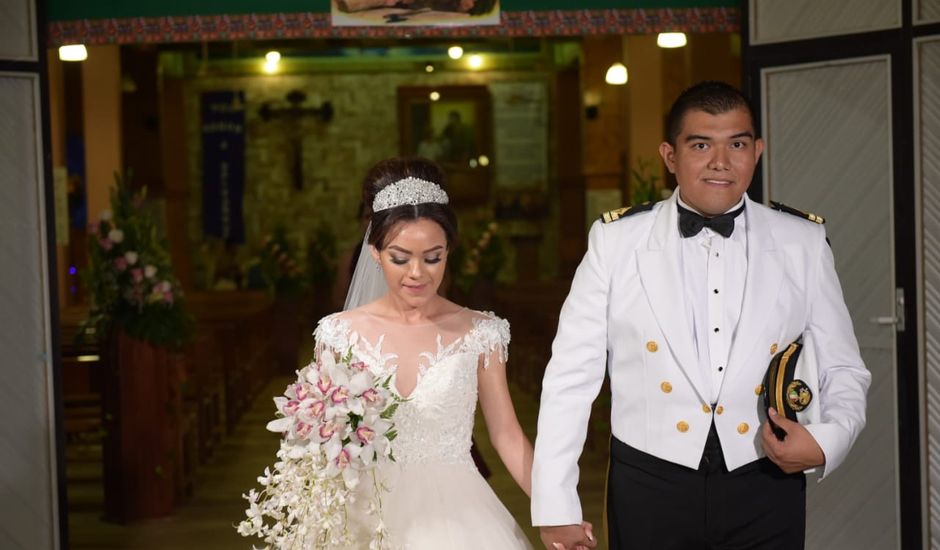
[332, 1, 500, 27]
[397, 85, 493, 205]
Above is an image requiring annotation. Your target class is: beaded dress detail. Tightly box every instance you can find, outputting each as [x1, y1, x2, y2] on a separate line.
[314, 309, 532, 549]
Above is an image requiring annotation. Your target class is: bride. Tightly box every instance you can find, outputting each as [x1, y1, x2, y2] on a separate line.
[318, 156, 537, 548]
[250, 156, 593, 548]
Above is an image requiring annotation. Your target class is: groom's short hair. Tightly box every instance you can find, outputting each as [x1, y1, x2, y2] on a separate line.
[666, 81, 757, 145]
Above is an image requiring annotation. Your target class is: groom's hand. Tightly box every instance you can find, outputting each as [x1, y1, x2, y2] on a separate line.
[761, 408, 825, 473]
[539, 522, 597, 550]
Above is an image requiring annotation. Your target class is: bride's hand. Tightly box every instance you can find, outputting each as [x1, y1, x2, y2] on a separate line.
[573, 521, 595, 550]
[539, 522, 596, 550]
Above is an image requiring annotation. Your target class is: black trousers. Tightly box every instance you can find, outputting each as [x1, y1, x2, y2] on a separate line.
[608, 424, 805, 550]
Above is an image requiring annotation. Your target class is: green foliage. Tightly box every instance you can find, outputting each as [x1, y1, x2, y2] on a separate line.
[630, 156, 661, 206]
[81, 173, 193, 350]
[307, 224, 338, 290]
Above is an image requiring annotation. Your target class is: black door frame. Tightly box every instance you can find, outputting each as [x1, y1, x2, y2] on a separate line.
[742, 1, 940, 548]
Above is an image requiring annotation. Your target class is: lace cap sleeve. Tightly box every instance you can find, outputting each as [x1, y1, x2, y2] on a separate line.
[467, 311, 511, 369]
[313, 313, 350, 358]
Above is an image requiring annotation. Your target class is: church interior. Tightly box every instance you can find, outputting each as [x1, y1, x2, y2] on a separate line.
[12, 1, 940, 549]
[53, 21, 739, 550]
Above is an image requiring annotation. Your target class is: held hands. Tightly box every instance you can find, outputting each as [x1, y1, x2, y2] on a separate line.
[760, 408, 825, 474]
[539, 522, 597, 550]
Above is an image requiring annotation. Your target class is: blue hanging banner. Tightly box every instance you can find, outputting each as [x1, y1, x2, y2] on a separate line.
[201, 91, 246, 244]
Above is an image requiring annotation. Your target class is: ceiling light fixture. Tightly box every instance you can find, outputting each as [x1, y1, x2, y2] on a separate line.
[605, 62, 628, 85]
[656, 32, 688, 48]
[467, 54, 484, 70]
[58, 44, 88, 62]
[263, 51, 281, 74]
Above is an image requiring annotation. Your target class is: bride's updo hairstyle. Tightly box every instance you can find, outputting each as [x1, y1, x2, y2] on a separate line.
[363, 157, 458, 251]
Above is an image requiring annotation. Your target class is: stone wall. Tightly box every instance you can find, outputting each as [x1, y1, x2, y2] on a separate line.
[182, 69, 557, 291]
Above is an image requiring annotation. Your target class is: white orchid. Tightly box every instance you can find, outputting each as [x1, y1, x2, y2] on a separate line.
[108, 228, 124, 243]
[239, 347, 398, 549]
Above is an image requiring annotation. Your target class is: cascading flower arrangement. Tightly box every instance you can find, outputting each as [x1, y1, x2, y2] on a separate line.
[238, 347, 400, 549]
[81, 174, 192, 349]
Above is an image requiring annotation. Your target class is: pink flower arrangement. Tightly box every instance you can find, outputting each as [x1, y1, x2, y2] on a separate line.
[81, 175, 191, 349]
[238, 347, 400, 549]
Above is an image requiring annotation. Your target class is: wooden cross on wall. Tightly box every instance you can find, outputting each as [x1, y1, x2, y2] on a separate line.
[259, 90, 334, 190]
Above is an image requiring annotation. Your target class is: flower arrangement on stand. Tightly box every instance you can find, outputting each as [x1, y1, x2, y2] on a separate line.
[82, 174, 192, 349]
[81, 173, 192, 521]
[256, 228, 309, 298]
[238, 348, 400, 549]
[450, 221, 505, 305]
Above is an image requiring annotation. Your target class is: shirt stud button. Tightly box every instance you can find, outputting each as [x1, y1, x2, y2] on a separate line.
[646, 341, 659, 353]
[660, 381, 673, 393]
[677, 421, 689, 433]
[737, 422, 749, 434]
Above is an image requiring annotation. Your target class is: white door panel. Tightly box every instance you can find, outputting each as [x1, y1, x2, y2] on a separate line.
[916, 36, 940, 550]
[750, 0, 901, 45]
[0, 73, 59, 550]
[762, 57, 898, 550]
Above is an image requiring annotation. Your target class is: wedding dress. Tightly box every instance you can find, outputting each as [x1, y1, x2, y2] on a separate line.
[314, 307, 533, 549]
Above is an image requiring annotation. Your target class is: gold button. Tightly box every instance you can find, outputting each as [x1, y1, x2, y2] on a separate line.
[660, 381, 673, 393]
[715, 405, 724, 415]
[702, 404, 711, 414]
[737, 422, 749, 434]
[770, 343, 778, 355]
[646, 341, 659, 353]
[677, 421, 689, 433]
[755, 384, 764, 396]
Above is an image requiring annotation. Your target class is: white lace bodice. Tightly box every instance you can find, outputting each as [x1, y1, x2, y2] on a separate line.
[314, 310, 510, 467]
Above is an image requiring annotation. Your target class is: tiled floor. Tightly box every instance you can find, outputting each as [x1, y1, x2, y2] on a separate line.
[67, 376, 610, 549]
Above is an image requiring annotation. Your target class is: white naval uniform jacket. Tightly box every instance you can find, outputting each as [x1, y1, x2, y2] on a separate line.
[531, 192, 871, 526]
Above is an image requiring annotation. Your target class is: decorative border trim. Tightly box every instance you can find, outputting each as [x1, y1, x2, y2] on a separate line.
[48, 8, 738, 46]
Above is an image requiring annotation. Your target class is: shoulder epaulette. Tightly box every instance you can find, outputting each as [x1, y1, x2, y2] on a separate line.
[769, 201, 825, 224]
[600, 201, 656, 224]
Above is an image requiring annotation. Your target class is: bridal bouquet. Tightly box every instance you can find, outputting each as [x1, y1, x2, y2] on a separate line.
[238, 348, 399, 549]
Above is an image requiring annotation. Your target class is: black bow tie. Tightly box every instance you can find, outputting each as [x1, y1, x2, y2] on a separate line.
[677, 203, 744, 238]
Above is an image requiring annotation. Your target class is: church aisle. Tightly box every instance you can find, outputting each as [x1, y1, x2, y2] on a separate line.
[68, 378, 285, 549]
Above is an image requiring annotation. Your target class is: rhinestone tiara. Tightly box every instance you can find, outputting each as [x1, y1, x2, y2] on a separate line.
[372, 176, 449, 212]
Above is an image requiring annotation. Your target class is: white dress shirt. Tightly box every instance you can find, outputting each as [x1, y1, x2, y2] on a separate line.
[676, 193, 748, 403]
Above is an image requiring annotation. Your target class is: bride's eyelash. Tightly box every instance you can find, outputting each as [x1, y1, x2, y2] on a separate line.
[390, 256, 442, 265]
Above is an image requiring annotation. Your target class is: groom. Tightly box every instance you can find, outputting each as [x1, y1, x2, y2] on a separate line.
[531, 81, 870, 549]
